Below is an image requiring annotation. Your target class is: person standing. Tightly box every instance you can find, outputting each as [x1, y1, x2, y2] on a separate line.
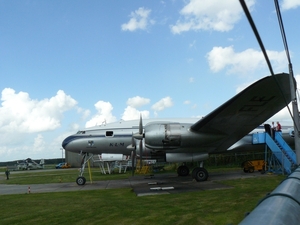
[5, 168, 10, 180]
[276, 121, 282, 132]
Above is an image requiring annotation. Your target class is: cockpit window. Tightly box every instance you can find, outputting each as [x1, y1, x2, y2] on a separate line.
[76, 131, 85, 134]
[106, 131, 113, 137]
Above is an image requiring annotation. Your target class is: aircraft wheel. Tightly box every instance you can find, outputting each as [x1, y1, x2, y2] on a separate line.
[192, 167, 208, 182]
[177, 165, 190, 176]
[243, 168, 249, 173]
[76, 176, 86, 185]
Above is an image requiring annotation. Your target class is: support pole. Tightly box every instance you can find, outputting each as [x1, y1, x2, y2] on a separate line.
[87, 159, 92, 184]
[289, 64, 300, 165]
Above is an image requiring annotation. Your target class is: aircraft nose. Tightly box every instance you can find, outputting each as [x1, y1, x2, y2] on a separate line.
[62, 135, 76, 149]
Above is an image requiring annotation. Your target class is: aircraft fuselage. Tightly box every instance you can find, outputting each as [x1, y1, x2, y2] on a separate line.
[62, 118, 292, 163]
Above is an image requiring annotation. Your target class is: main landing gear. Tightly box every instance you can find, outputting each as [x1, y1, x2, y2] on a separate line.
[177, 162, 209, 182]
[76, 152, 94, 185]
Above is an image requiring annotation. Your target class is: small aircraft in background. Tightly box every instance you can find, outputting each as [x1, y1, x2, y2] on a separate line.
[62, 73, 293, 185]
[17, 158, 45, 170]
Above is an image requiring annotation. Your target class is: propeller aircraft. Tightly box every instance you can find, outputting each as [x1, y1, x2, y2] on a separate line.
[62, 72, 293, 185]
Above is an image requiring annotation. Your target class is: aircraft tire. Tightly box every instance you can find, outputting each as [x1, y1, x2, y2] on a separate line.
[76, 176, 86, 185]
[177, 165, 190, 176]
[243, 168, 249, 173]
[248, 167, 254, 173]
[192, 167, 208, 182]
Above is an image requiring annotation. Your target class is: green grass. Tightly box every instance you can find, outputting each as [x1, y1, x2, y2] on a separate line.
[1, 165, 243, 185]
[1, 169, 131, 184]
[0, 166, 285, 225]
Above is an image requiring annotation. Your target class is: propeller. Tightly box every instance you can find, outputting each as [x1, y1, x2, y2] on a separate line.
[133, 114, 144, 140]
[130, 114, 145, 175]
[131, 150, 135, 176]
[139, 138, 143, 170]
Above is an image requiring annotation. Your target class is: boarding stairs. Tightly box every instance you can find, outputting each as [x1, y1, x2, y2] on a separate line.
[252, 131, 297, 174]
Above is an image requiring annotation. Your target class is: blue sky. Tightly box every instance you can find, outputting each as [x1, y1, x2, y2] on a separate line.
[1, 0, 300, 161]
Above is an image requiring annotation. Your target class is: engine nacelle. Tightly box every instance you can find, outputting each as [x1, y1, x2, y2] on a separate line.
[166, 153, 209, 163]
[144, 122, 182, 150]
[134, 139, 156, 158]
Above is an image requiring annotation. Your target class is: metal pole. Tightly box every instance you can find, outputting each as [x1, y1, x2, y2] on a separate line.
[288, 65, 300, 165]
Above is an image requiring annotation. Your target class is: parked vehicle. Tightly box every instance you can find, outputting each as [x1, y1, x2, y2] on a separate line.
[56, 162, 71, 169]
[242, 159, 265, 173]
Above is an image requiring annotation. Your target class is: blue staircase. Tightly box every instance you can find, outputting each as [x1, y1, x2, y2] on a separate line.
[252, 132, 297, 174]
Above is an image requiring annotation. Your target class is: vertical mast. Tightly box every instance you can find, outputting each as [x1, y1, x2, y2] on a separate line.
[289, 64, 300, 164]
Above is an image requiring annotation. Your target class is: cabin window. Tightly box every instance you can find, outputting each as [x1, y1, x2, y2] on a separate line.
[76, 131, 85, 134]
[106, 131, 114, 137]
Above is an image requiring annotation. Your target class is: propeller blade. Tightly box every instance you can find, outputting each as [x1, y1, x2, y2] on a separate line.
[139, 114, 143, 135]
[131, 133, 135, 148]
[131, 150, 135, 176]
[132, 115, 144, 140]
[139, 140, 143, 170]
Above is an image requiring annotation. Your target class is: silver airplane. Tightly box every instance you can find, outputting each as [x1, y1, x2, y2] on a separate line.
[62, 73, 293, 185]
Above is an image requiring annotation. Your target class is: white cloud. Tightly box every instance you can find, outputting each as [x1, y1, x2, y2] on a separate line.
[121, 7, 154, 31]
[85, 101, 117, 127]
[206, 46, 287, 75]
[152, 97, 173, 111]
[0, 88, 77, 133]
[281, 0, 300, 10]
[122, 96, 150, 120]
[126, 96, 150, 108]
[121, 106, 150, 121]
[170, 0, 255, 34]
[33, 134, 46, 153]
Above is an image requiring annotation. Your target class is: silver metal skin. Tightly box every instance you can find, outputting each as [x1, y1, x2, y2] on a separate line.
[62, 73, 293, 183]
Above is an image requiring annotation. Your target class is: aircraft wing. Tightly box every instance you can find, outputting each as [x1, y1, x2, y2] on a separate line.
[190, 73, 293, 153]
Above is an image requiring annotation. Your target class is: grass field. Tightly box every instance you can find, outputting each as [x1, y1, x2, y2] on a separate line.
[0, 166, 285, 225]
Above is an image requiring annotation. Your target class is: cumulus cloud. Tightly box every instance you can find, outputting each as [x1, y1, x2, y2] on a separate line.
[33, 134, 46, 152]
[122, 96, 150, 120]
[170, 0, 255, 34]
[281, 0, 300, 10]
[206, 46, 287, 75]
[121, 7, 154, 31]
[0, 88, 77, 133]
[152, 97, 173, 111]
[85, 101, 117, 127]
[126, 96, 150, 108]
[122, 106, 150, 121]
